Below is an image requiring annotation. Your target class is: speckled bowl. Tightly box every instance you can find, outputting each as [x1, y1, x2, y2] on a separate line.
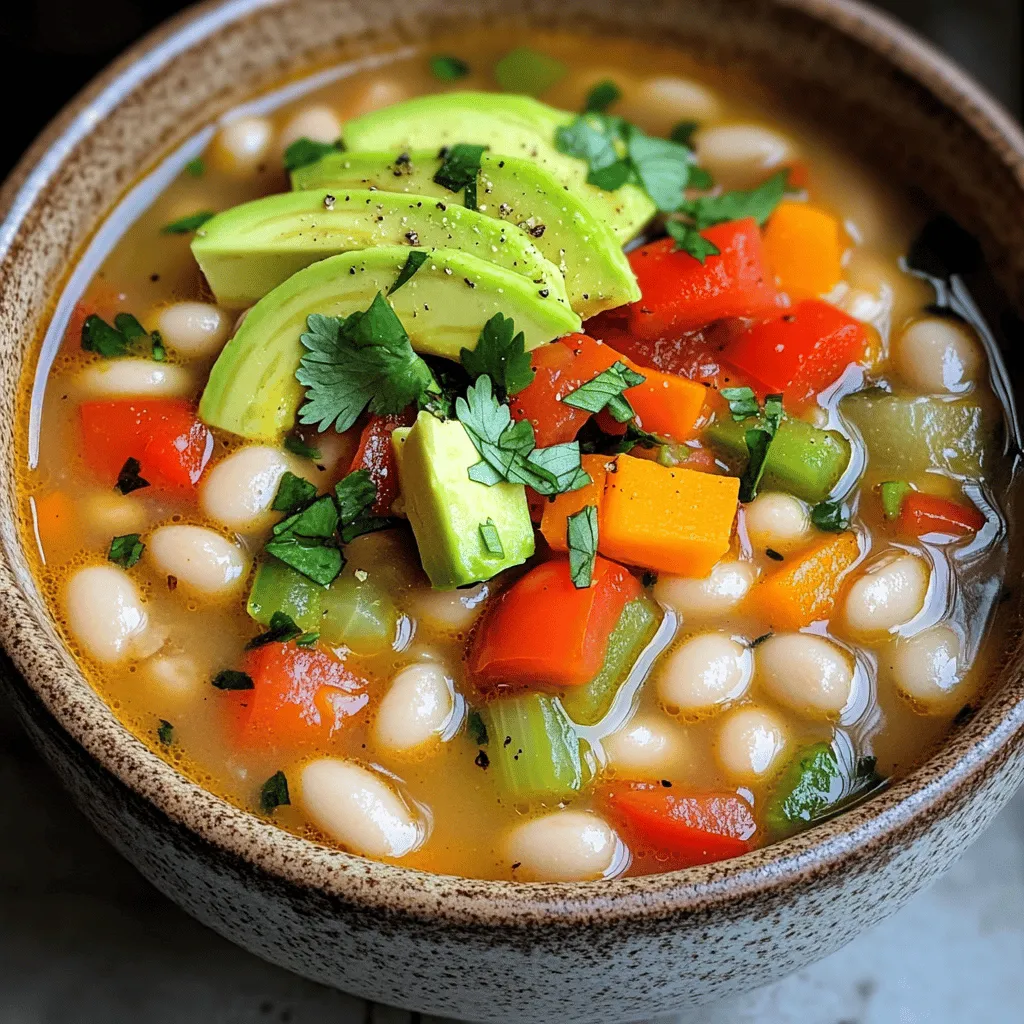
[2, 1, 1024, 1020]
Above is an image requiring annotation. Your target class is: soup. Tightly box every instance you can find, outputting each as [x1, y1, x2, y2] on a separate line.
[18, 30, 1020, 882]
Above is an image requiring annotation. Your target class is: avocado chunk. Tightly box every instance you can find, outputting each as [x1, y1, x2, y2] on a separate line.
[342, 92, 655, 243]
[291, 152, 640, 319]
[199, 246, 581, 440]
[391, 412, 534, 589]
[191, 188, 569, 309]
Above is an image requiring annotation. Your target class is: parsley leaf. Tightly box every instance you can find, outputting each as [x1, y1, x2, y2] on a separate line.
[460, 313, 535, 399]
[161, 210, 214, 234]
[739, 394, 783, 502]
[283, 137, 342, 173]
[880, 480, 912, 520]
[246, 611, 303, 649]
[388, 250, 429, 294]
[211, 669, 254, 690]
[157, 719, 174, 744]
[259, 770, 291, 813]
[283, 436, 321, 461]
[108, 533, 144, 568]
[185, 157, 205, 178]
[115, 457, 150, 495]
[295, 296, 438, 433]
[811, 501, 849, 532]
[720, 386, 761, 421]
[479, 519, 504, 557]
[494, 47, 566, 96]
[680, 169, 789, 229]
[567, 505, 599, 589]
[665, 220, 721, 263]
[272, 471, 318, 513]
[562, 361, 645, 422]
[434, 143, 487, 209]
[273, 495, 339, 539]
[430, 55, 470, 81]
[264, 535, 343, 586]
[585, 80, 621, 113]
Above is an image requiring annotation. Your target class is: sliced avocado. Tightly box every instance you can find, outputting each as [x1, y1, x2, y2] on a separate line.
[291, 152, 640, 319]
[191, 188, 569, 309]
[199, 246, 581, 440]
[391, 413, 534, 589]
[342, 92, 655, 243]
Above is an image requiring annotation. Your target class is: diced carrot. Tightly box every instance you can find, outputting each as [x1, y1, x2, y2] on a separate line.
[540, 454, 610, 551]
[599, 454, 739, 577]
[745, 530, 861, 629]
[899, 492, 986, 538]
[784, 160, 811, 191]
[33, 491, 76, 556]
[349, 409, 415, 515]
[762, 202, 844, 299]
[509, 339, 593, 447]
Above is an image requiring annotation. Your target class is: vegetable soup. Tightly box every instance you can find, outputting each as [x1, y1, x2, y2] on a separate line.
[18, 30, 1021, 882]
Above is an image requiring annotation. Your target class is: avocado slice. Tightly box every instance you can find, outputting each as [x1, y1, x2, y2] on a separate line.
[191, 188, 569, 310]
[391, 413, 534, 589]
[199, 246, 581, 440]
[290, 152, 640, 319]
[342, 92, 655, 244]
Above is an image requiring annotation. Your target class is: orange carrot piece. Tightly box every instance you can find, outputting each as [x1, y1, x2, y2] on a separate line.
[598, 455, 739, 577]
[33, 491, 76, 555]
[540, 454, 610, 551]
[745, 530, 861, 629]
[762, 202, 843, 300]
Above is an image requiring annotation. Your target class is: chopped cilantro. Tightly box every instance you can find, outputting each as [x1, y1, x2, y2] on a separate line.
[334, 469, 376, 524]
[880, 480, 912, 520]
[150, 330, 167, 362]
[430, 55, 470, 81]
[259, 770, 291, 813]
[263, 534, 343, 586]
[273, 495, 340, 540]
[584, 80, 621, 113]
[811, 500, 849, 532]
[669, 120, 699, 146]
[272, 471, 318, 514]
[294, 631, 320, 647]
[157, 719, 174, 744]
[283, 436, 322, 461]
[665, 219, 720, 263]
[283, 137, 342, 173]
[626, 129, 693, 212]
[246, 611, 303, 649]
[720, 386, 761, 421]
[184, 157, 205, 178]
[739, 394, 783, 502]
[679, 169, 789, 229]
[113, 312, 147, 341]
[561, 361, 645, 422]
[494, 46, 566, 96]
[388, 250, 429, 294]
[115, 457, 150, 495]
[211, 669, 254, 690]
[81, 315, 131, 358]
[578, 419, 661, 455]
[433, 143, 487, 209]
[108, 533, 145, 568]
[479, 519, 504, 557]
[467, 709, 488, 746]
[459, 312, 535, 399]
[161, 210, 214, 234]
[566, 504, 599, 589]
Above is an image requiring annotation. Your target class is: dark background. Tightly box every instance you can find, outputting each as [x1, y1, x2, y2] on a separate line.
[0, 0, 1020, 180]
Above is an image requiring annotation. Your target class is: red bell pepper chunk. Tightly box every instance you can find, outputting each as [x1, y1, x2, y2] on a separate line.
[900, 492, 986, 538]
[79, 398, 213, 489]
[627, 219, 780, 339]
[721, 299, 868, 403]
[349, 409, 416, 515]
[589, 321, 725, 385]
[232, 642, 369, 749]
[508, 340, 594, 448]
[603, 782, 756, 867]
[468, 556, 641, 691]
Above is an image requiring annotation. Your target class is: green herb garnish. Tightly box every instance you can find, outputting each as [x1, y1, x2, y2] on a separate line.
[494, 46, 566, 96]
[294, 631, 320, 647]
[335, 469, 392, 542]
[272, 494, 339, 540]
[433, 143, 488, 209]
[283, 137, 342, 173]
[460, 312, 535, 399]
[259, 770, 291, 813]
[150, 330, 167, 362]
[81, 314, 131, 358]
[669, 120, 699, 146]
[584, 80, 621, 113]
[665, 220, 721, 263]
[430, 55, 470, 81]
[211, 669, 255, 690]
[108, 533, 145, 568]
[562, 361, 645, 423]
[157, 719, 174, 744]
[263, 535, 343, 587]
[739, 394, 783, 503]
[283, 436, 321, 461]
[246, 611, 304, 650]
[467, 709, 489, 746]
[720, 386, 761, 421]
[811, 501, 849, 532]
[161, 210, 214, 234]
[567, 504, 599, 589]
[115, 457, 150, 495]
[388, 250, 429, 295]
[479, 518, 504, 557]
[272, 471, 318, 514]
[880, 480, 912, 520]
[184, 157, 205, 178]
[679, 169, 789, 229]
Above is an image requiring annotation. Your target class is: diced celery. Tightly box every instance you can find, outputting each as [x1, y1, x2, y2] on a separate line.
[319, 574, 397, 655]
[705, 416, 850, 503]
[562, 598, 661, 726]
[246, 558, 324, 632]
[480, 694, 584, 802]
[840, 390, 988, 478]
[880, 480, 912, 519]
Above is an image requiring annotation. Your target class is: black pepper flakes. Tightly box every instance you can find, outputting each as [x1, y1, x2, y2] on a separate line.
[464, 277, 476, 288]
[474, 749, 490, 769]
[167, 575, 178, 591]
[766, 548, 784, 561]
[539, 289, 549, 298]
[529, 223, 546, 238]
[660, 779, 672, 788]
[323, 193, 336, 210]
[436, 201, 447, 211]
[405, 230, 420, 245]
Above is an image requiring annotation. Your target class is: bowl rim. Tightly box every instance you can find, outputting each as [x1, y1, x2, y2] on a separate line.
[2, 0, 1024, 930]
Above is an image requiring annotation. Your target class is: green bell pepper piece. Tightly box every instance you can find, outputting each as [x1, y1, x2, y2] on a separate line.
[246, 558, 324, 632]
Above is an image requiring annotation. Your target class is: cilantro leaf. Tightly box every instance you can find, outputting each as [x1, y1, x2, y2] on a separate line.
[811, 501, 849, 532]
[555, 113, 624, 183]
[259, 770, 291, 813]
[467, 709, 488, 745]
[283, 137, 342, 173]
[665, 220, 721, 263]
[211, 669, 254, 690]
[880, 480, 912, 520]
[567, 505, 598, 589]
[669, 120, 698, 146]
[494, 47, 566, 96]
[81, 314, 130, 358]
[161, 210, 214, 234]
[157, 719, 174, 744]
[562, 361, 645, 422]
[577, 419, 661, 456]
[295, 295, 438, 433]
[626, 129, 692, 212]
[335, 469, 377, 524]
[720, 386, 761, 421]
[113, 312, 147, 341]
[388, 250, 429, 294]
[434, 143, 487, 209]
[585, 80, 621, 113]
[283, 436, 321, 461]
[108, 533, 145, 568]
[739, 394, 783, 502]
[479, 519, 504, 557]
[430, 55, 470, 81]
[460, 313, 535, 398]
[272, 471, 318, 513]
[115, 457, 150, 495]
[150, 330, 167, 362]
[273, 494, 339, 539]
[264, 535, 343, 586]
[520, 441, 591, 494]
[185, 157, 205, 178]
[246, 610, 304, 649]
[681, 169, 789, 229]
[294, 631, 320, 647]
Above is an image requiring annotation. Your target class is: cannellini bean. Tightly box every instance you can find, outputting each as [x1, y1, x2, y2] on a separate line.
[620, 76, 721, 134]
[658, 632, 752, 714]
[406, 581, 489, 632]
[341, 78, 409, 119]
[78, 360, 194, 398]
[603, 715, 688, 780]
[300, 759, 423, 858]
[715, 706, 788, 783]
[838, 285, 892, 328]
[147, 525, 249, 595]
[694, 124, 796, 189]
[653, 560, 755, 621]
[156, 302, 230, 359]
[200, 446, 294, 531]
[885, 625, 963, 709]
[893, 317, 985, 394]
[374, 663, 455, 754]
[506, 810, 621, 882]
[80, 490, 149, 537]
[279, 105, 341, 148]
[842, 552, 930, 636]
[210, 116, 274, 175]
[743, 492, 811, 555]
[64, 565, 148, 664]
[757, 632, 854, 717]
[144, 653, 204, 702]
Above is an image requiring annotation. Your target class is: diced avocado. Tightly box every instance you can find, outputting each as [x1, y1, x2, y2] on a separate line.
[247, 558, 324, 631]
[199, 246, 581, 440]
[191, 188, 569, 309]
[840, 389, 989, 479]
[391, 412, 534, 589]
[292, 152, 641, 319]
[706, 416, 851, 504]
[342, 92, 655, 243]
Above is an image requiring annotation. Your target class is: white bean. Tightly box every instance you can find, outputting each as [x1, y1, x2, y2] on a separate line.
[80, 490, 149, 537]
[147, 525, 249, 595]
[64, 565, 148, 664]
[156, 302, 230, 359]
[210, 116, 274, 176]
[743, 492, 811, 555]
[653, 560, 755, 621]
[694, 124, 796, 190]
[893, 317, 985, 395]
[715, 706, 788, 783]
[757, 632, 853, 717]
[602, 715, 688, 780]
[407, 581, 489, 632]
[620, 76, 720, 134]
[658, 632, 752, 714]
[300, 759, 423, 858]
[200, 446, 294, 531]
[885, 625, 962, 709]
[279, 105, 341, 148]
[144, 653, 204, 703]
[506, 810, 621, 882]
[374, 663, 455, 755]
[78, 360, 194, 398]
[341, 78, 409, 119]
[842, 552, 930, 636]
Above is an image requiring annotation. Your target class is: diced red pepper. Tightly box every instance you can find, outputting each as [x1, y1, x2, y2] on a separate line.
[508, 340, 593, 448]
[899, 492, 986, 538]
[79, 399, 213, 489]
[231, 642, 369, 749]
[721, 299, 868, 404]
[349, 409, 415, 515]
[589, 321, 725, 385]
[627, 219, 780, 339]
[468, 556, 641, 691]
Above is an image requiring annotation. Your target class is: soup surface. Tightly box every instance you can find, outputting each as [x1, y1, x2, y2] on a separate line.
[18, 30, 1021, 882]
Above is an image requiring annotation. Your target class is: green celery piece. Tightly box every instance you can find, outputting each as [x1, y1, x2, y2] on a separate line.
[562, 598, 660, 726]
[480, 694, 584, 802]
[247, 559, 324, 632]
[319, 574, 397, 656]
[705, 416, 851, 504]
[840, 390, 988, 479]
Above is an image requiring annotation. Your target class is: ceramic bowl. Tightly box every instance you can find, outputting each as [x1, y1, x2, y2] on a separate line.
[2, 1, 1024, 1021]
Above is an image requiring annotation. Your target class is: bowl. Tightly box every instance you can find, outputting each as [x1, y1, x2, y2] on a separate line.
[2, 1, 1024, 1020]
